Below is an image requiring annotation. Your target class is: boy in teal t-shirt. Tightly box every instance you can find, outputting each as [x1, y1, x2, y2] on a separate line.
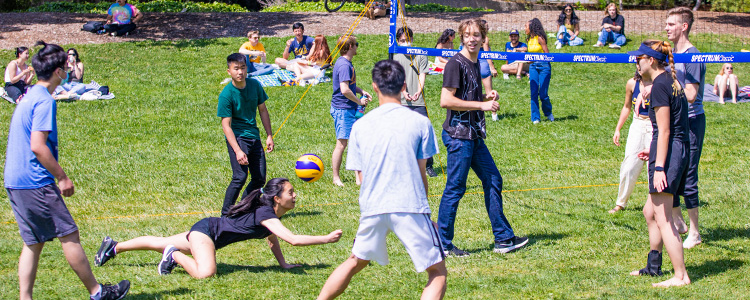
[217, 53, 274, 216]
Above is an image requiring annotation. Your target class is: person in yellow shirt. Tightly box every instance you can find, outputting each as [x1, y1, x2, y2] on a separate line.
[239, 30, 266, 63]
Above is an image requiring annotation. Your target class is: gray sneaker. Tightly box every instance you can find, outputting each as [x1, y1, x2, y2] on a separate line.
[426, 166, 438, 178]
[494, 236, 529, 253]
[443, 247, 470, 257]
[94, 280, 130, 300]
[95, 236, 118, 267]
[158, 245, 178, 275]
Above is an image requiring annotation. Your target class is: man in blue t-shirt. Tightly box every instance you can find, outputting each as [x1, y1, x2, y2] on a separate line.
[103, 0, 142, 37]
[665, 7, 706, 250]
[500, 29, 529, 79]
[4, 42, 130, 300]
[274, 22, 315, 69]
[217, 53, 274, 216]
[330, 35, 371, 187]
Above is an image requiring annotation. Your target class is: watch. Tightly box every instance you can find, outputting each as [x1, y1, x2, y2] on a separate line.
[654, 166, 664, 172]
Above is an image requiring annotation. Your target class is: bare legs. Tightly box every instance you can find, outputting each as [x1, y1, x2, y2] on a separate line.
[19, 231, 102, 300]
[317, 255, 446, 300]
[332, 138, 348, 186]
[114, 231, 192, 254]
[114, 231, 217, 279]
[675, 207, 702, 248]
[714, 74, 739, 104]
[500, 63, 528, 79]
[630, 193, 690, 287]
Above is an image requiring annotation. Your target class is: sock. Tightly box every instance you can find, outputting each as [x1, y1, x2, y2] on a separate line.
[90, 284, 102, 300]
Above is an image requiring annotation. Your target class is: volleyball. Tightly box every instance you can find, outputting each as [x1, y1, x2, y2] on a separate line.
[295, 154, 325, 183]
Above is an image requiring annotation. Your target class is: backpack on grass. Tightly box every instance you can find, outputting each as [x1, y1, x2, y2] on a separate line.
[82, 21, 104, 33]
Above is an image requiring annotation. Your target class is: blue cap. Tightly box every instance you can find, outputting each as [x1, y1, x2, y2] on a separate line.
[627, 43, 668, 63]
[509, 29, 519, 36]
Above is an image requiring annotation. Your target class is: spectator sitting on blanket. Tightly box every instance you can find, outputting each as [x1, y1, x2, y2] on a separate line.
[239, 30, 274, 77]
[713, 63, 739, 104]
[66, 48, 84, 83]
[274, 23, 314, 69]
[433, 28, 455, 71]
[554, 4, 584, 49]
[4, 47, 35, 103]
[500, 29, 529, 80]
[286, 35, 331, 83]
[103, 0, 142, 37]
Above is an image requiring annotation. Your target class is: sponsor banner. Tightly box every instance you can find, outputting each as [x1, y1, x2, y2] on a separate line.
[388, 47, 750, 63]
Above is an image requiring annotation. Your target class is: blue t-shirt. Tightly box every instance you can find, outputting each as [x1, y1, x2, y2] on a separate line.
[674, 46, 705, 117]
[4, 85, 58, 189]
[290, 36, 315, 59]
[331, 56, 358, 110]
[346, 103, 438, 217]
[505, 41, 527, 52]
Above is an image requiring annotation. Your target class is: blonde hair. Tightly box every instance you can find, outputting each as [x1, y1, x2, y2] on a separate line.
[718, 63, 732, 76]
[458, 19, 487, 46]
[667, 7, 694, 35]
[604, 3, 620, 16]
[643, 39, 680, 92]
[337, 35, 357, 56]
[247, 30, 259, 39]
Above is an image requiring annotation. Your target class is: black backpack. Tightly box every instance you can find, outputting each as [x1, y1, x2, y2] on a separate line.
[82, 21, 104, 33]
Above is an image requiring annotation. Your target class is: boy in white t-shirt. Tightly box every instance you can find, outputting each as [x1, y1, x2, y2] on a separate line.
[317, 60, 447, 300]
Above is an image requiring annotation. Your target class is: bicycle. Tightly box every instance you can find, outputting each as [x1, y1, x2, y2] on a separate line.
[324, 0, 406, 13]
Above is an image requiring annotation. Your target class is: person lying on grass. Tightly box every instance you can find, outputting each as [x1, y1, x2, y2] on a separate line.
[93, 178, 343, 279]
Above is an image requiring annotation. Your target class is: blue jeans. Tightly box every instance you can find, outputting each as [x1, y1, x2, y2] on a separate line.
[556, 25, 584, 46]
[529, 61, 552, 122]
[437, 131, 515, 250]
[597, 29, 626, 46]
[246, 60, 275, 77]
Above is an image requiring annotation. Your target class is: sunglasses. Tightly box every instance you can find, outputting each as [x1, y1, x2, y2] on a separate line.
[726, 67, 733, 70]
[565, 9, 572, 11]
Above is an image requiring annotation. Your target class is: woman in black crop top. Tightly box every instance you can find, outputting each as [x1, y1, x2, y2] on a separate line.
[627, 40, 691, 287]
[94, 178, 342, 279]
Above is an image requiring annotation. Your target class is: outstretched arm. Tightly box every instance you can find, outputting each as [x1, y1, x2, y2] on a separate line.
[261, 218, 342, 246]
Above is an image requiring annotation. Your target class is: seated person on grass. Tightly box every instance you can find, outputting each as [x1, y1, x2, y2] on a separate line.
[500, 29, 529, 80]
[713, 63, 739, 104]
[239, 30, 274, 77]
[286, 35, 331, 84]
[433, 28, 455, 71]
[103, 0, 142, 37]
[274, 22, 314, 69]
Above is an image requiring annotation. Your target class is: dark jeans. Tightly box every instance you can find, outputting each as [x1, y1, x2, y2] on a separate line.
[673, 113, 705, 209]
[5, 81, 27, 101]
[404, 105, 434, 168]
[529, 61, 552, 122]
[222, 137, 266, 216]
[437, 130, 515, 250]
[104, 23, 136, 36]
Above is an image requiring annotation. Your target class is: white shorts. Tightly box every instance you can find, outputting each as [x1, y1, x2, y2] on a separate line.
[351, 213, 444, 273]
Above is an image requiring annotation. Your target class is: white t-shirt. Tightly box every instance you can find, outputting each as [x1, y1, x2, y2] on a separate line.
[346, 103, 439, 217]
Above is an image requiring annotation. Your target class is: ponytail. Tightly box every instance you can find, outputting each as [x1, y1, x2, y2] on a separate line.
[643, 39, 681, 92]
[226, 178, 289, 218]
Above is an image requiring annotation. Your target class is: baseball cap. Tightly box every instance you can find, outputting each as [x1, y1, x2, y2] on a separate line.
[509, 29, 520, 36]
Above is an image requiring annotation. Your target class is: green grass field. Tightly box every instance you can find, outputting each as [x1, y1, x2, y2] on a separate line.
[0, 31, 748, 299]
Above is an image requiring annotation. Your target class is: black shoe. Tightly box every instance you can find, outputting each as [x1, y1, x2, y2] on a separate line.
[94, 280, 130, 300]
[493, 236, 529, 253]
[95, 236, 118, 267]
[425, 166, 438, 177]
[320, 63, 331, 70]
[443, 247, 470, 257]
[638, 250, 664, 276]
[158, 245, 178, 275]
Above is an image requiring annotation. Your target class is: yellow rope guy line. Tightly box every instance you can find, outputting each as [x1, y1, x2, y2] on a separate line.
[272, 0, 376, 140]
[0, 182, 645, 225]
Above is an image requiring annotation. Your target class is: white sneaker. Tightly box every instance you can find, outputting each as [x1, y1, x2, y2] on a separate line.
[532, 120, 540, 124]
[503, 73, 510, 80]
[609, 44, 621, 49]
[555, 41, 562, 50]
[593, 43, 603, 48]
[491, 113, 499, 121]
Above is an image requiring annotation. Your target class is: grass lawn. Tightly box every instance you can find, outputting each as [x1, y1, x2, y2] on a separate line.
[0, 30, 748, 299]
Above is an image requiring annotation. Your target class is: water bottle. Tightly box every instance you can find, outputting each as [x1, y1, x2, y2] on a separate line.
[355, 95, 367, 118]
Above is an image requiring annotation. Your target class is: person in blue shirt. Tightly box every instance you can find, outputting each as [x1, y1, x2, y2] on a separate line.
[500, 29, 529, 80]
[274, 22, 315, 69]
[4, 41, 130, 300]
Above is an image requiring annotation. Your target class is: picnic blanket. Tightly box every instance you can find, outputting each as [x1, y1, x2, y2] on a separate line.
[702, 84, 750, 103]
[251, 69, 331, 88]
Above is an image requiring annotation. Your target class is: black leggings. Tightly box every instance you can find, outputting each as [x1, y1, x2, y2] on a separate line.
[5, 81, 27, 101]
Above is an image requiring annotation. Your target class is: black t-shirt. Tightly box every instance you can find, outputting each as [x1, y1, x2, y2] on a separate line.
[442, 52, 486, 140]
[649, 72, 689, 143]
[208, 205, 278, 250]
[601, 14, 625, 35]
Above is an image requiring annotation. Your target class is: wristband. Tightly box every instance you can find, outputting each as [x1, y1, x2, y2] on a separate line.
[654, 166, 664, 172]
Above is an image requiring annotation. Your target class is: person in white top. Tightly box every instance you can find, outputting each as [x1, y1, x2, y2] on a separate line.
[4, 47, 35, 102]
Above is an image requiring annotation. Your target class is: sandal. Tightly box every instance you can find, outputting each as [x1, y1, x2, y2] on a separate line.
[608, 205, 623, 214]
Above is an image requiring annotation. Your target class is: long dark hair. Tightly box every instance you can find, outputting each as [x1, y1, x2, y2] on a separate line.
[67, 48, 81, 63]
[557, 4, 579, 26]
[528, 18, 547, 43]
[15, 47, 28, 58]
[227, 178, 289, 218]
[435, 28, 455, 48]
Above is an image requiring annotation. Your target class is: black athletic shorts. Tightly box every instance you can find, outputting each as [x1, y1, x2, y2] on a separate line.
[187, 218, 214, 241]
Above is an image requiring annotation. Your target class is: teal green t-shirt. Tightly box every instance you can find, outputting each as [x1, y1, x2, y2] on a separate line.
[217, 79, 268, 139]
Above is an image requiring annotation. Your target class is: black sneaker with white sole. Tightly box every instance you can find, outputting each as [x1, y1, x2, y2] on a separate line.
[425, 166, 438, 178]
[94, 280, 130, 300]
[158, 245, 178, 275]
[443, 247, 470, 257]
[95, 236, 118, 267]
[494, 236, 529, 253]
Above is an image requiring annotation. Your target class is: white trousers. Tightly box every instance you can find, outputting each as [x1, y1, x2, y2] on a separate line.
[616, 116, 652, 207]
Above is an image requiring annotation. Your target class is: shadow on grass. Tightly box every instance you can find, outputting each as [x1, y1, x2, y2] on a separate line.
[699, 14, 750, 29]
[494, 112, 520, 121]
[134, 38, 229, 49]
[464, 232, 568, 253]
[215, 262, 330, 277]
[688, 259, 745, 283]
[705, 225, 750, 242]
[128, 287, 191, 299]
[553, 115, 578, 122]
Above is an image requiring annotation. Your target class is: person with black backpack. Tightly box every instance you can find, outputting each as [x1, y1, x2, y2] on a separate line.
[102, 0, 142, 36]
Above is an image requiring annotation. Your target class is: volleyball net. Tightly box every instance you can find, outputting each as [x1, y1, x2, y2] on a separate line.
[387, 1, 750, 64]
